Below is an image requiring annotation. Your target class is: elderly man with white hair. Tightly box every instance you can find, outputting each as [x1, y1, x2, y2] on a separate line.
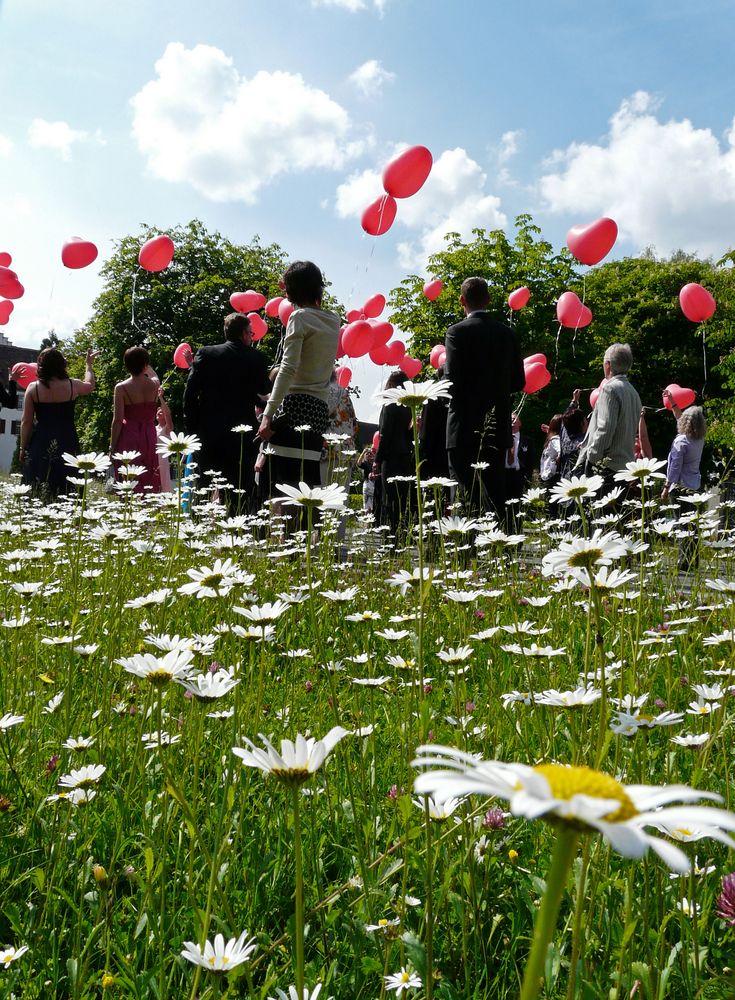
[575, 343, 642, 481]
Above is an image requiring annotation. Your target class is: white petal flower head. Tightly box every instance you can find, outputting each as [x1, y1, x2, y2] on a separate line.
[116, 649, 195, 686]
[181, 930, 257, 971]
[0, 712, 24, 731]
[413, 747, 735, 873]
[58, 763, 106, 789]
[112, 450, 142, 462]
[613, 457, 667, 484]
[179, 558, 239, 599]
[233, 727, 351, 787]
[413, 794, 464, 820]
[384, 966, 423, 996]
[536, 685, 601, 707]
[376, 378, 452, 409]
[177, 669, 239, 701]
[269, 985, 332, 1000]
[549, 474, 605, 504]
[275, 482, 347, 510]
[156, 432, 201, 457]
[0, 944, 28, 967]
[542, 530, 627, 578]
[233, 600, 290, 623]
[63, 452, 111, 474]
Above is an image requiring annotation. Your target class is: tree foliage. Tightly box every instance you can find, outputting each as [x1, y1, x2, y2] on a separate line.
[388, 215, 735, 463]
[64, 220, 290, 451]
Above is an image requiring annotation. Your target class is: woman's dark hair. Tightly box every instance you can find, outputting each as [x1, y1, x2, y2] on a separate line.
[385, 370, 408, 390]
[282, 261, 324, 307]
[124, 345, 150, 376]
[562, 407, 585, 437]
[37, 348, 68, 386]
[545, 414, 563, 440]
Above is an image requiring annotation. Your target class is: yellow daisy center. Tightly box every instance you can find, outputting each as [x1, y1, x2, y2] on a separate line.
[567, 548, 604, 569]
[533, 764, 639, 822]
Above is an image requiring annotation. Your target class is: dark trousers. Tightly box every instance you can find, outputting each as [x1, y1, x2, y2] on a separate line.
[448, 439, 507, 523]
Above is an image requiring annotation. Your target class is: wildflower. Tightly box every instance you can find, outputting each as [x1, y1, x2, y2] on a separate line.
[542, 530, 627, 577]
[376, 628, 411, 641]
[483, 806, 507, 829]
[181, 930, 257, 971]
[234, 600, 290, 623]
[676, 897, 701, 917]
[62, 452, 111, 474]
[671, 733, 709, 748]
[501, 643, 567, 659]
[387, 566, 440, 595]
[275, 481, 347, 510]
[376, 378, 452, 409]
[62, 735, 96, 751]
[436, 646, 473, 664]
[320, 586, 359, 602]
[179, 559, 239, 599]
[384, 966, 423, 996]
[536, 685, 601, 707]
[413, 794, 463, 820]
[42, 691, 64, 714]
[0, 944, 28, 967]
[117, 649, 195, 686]
[58, 763, 106, 789]
[269, 985, 332, 1000]
[365, 917, 401, 934]
[501, 690, 534, 707]
[156, 432, 201, 457]
[233, 727, 350, 787]
[613, 457, 667, 484]
[112, 450, 141, 462]
[548, 474, 605, 504]
[413, 748, 735, 873]
[716, 873, 735, 925]
[0, 713, 24, 731]
[123, 588, 172, 609]
[177, 669, 239, 701]
[686, 699, 720, 716]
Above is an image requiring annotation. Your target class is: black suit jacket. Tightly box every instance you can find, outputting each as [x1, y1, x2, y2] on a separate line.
[444, 311, 525, 451]
[183, 340, 271, 442]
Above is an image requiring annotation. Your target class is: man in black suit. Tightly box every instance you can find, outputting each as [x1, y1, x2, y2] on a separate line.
[183, 312, 271, 512]
[444, 277, 525, 521]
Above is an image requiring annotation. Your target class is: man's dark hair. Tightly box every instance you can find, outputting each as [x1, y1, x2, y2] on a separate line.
[282, 261, 324, 307]
[124, 345, 150, 375]
[563, 407, 585, 436]
[460, 276, 490, 310]
[385, 370, 408, 390]
[223, 313, 251, 342]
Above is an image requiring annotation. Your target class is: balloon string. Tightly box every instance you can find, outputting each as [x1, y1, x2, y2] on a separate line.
[515, 392, 528, 417]
[701, 324, 708, 399]
[581, 273, 586, 305]
[130, 268, 140, 332]
[508, 308, 513, 328]
[553, 322, 562, 377]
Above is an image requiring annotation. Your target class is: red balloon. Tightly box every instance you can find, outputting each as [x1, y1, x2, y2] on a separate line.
[382, 145, 433, 199]
[346, 308, 363, 323]
[11, 362, 38, 389]
[663, 383, 697, 410]
[173, 343, 193, 370]
[2, 280, 24, 300]
[400, 356, 423, 379]
[230, 290, 266, 313]
[361, 194, 397, 236]
[371, 320, 393, 345]
[278, 300, 295, 326]
[0, 300, 13, 324]
[247, 312, 268, 341]
[372, 431, 380, 450]
[423, 279, 443, 301]
[557, 291, 592, 329]
[363, 293, 385, 319]
[62, 237, 98, 270]
[336, 327, 345, 359]
[589, 378, 606, 409]
[566, 218, 618, 266]
[0, 253, 11, 267]
[342, 320, 374, 358]
[139, 234, 175, 273]
[0, 266, 18, 292]
[508, 286, 531, 310]
[679, 283, 716, 323]
[429, 344, 445, 369]
[336, 365, 352, 388]
[369, 344, 390, 365]
[523, 362, 551, 394]
[384, 340, 405, 366]
[524, 353, 547, 366]
[265, 296, 284, 318]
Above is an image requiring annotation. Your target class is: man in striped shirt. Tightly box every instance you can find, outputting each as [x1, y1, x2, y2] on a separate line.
[575, 343, 641, 483]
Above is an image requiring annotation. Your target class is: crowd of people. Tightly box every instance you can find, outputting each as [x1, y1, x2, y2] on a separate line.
[14, 266, 706, 554]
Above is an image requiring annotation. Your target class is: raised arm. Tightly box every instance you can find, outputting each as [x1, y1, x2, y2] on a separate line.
[73, 349, 97, 398]
[157, 387, 174, 434]
[638, 410, 653, 459]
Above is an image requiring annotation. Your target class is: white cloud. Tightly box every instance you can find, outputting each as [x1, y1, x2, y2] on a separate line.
[335, 147, 506, 270]
[0, 134, 13, 157]
[311, 0, 387, 12]
[540, 91, 735, 256]
[131, 42, 365, 203]
[348, 59, 395, 98]
[498, 129, 522, 164]
[27, 119, 88, 161]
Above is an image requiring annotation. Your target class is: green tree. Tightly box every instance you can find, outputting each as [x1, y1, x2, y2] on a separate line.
[64, 220, 290, 451]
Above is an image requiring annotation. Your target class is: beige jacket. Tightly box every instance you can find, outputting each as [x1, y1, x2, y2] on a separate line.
[264, 307, 340, 419]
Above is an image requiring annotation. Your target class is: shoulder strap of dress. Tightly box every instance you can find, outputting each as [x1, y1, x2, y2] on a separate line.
[69, 379, 74, 401]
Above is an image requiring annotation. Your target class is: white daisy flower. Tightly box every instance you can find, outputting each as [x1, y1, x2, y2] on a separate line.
[181, 930, 257, 971]
[232, 727, 351, 786]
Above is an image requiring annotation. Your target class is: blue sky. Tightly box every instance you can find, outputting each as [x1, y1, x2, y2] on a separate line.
[2, 0, 735, 417]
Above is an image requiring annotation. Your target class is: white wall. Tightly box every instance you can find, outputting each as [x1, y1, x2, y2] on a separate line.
[0, 391, 23, 472]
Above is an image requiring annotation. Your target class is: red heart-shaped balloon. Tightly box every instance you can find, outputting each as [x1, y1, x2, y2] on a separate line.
[0, 300, 13, 324]
[566, 217, 618, 266]
[62, 237, 98, 269]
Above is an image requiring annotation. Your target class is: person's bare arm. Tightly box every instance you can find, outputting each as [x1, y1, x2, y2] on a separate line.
[638, 411, 653, 459]
[157, 387, 173, 434]
[19, 385, 36, 463]
[73, 349, 98, 397]
[109, 385, 125, 453]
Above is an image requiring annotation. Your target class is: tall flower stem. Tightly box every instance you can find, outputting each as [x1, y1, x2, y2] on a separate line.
[423, 801, 434, 1000]
[292, 785, 306, 999]
[411, 411, 428, 722]
[520, 829, 580, 1000]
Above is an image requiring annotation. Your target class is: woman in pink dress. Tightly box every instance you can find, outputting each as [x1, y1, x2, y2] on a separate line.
[109, 346, 161, 493]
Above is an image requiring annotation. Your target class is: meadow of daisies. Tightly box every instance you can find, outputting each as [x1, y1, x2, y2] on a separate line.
[2, 428, 735, 1000]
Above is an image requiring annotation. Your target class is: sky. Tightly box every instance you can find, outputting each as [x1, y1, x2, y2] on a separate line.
[2, 0, 735, 419]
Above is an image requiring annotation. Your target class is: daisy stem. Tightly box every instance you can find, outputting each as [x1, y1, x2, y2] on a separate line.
[292, 785, 306, 999]
[565, 839, 591, 1000]
[423, 800, 434, 1000]
[519, 828, 579, 1000]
